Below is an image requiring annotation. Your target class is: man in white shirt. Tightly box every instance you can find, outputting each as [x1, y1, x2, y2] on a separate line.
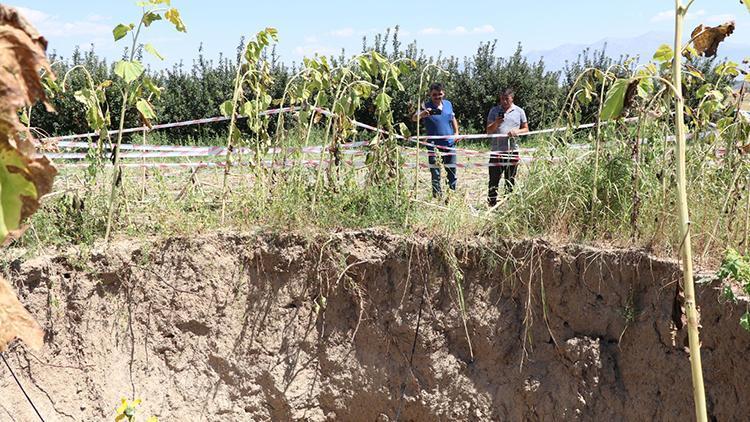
[485, 88, 529, 206]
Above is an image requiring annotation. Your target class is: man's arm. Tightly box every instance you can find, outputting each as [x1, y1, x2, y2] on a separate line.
[452, 116, 459, 135]
[486, 116, 503, 134]
[412, 108, 431, 122]
[486, 108, 503, 134]
[508, 122, 529, 137]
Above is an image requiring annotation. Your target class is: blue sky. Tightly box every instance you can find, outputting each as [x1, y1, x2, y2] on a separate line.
[12, 1, 750, 69]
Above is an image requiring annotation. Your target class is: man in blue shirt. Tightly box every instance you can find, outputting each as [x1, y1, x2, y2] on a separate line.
[486, 88, 529, 206]
[413, 83, 460, 197]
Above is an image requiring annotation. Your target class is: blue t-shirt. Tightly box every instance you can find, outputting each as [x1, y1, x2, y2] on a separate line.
[421, 100, 455, 145]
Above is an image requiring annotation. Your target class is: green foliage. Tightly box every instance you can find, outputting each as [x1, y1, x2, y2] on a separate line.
[31, 28, 741, 147]
[600, 78, 631, 121]
[142, 12, 162, 27]
[219, 27, 278, 138]
[144, 43, 164, 61]
[164, 8, 186, 33]
[114, 60, 145, 84]
[717, 248, 750, 332]
[112, 24, 133, 42]
[0, 148, 39, 238]
[73, 88, 107, 130]
[136, 99, 156, 121]
[103, 0, 189, 241]
[653, 44, 674, 64]
[717, 248, 750, 293]
[741, 312, 750, 331]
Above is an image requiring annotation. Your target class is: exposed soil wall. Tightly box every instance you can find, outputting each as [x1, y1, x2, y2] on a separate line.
[1, 230, 748, 421]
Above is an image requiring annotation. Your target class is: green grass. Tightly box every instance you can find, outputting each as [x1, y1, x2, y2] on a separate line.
[14, 117, 750, 267]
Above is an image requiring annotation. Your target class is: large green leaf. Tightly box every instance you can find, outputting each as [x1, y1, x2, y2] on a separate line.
[136, 99, 156, 120]
[0, 149, 35, 237]
[358, 56, 373, 77]
[73, 88, 94, 106]
[315, 91, 329, 108]
[73, 89, 105, 130]
[240, 100, 256, 117]
[375, 92, 392, 113]
[142, 77, 162, 97]
[112, 24, 132, 42]
[114, 60, 145, 83]
[637, 78, 654, 98]
[144, 43, 164, 60]
[398, 122, 411, 139]
[652, 44, 674, 64]
[600, 78, 631, 121]
[219, 100, 234, 117]
[245, 41, 261, 61]
[142, 11, 162, 27]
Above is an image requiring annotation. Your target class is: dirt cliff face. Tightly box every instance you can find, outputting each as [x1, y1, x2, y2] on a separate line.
[0, 230, 748, 421]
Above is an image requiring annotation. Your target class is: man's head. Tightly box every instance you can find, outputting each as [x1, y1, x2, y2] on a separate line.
[499, 88, 515, 109]
[429, 83, 445, 104]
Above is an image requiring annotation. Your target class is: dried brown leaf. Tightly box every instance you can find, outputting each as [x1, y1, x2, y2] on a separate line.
[0, 5, 56, 351]
[691, 21, 735, 58]
[624, 79, 639, 109]
[0, 5, 54, 155]
[0, 276, 43, 351]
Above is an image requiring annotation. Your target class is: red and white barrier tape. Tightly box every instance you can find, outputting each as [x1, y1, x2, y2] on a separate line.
[39, 106, 303, 143]
[40, 105, 649, 167]
[40, 105, 614, 158]
[54, 153, 575, 170]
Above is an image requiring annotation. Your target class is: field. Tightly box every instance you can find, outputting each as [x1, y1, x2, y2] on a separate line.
[2, 1, 750, 421]
[24, 117, 747, 270]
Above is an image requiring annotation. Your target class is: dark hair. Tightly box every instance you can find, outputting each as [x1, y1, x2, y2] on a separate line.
[429, 83, 444, 92]
[500, 88, 515, 98]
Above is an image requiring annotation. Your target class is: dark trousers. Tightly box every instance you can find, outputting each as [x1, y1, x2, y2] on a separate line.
[488, 151, 519, 206]
[428, 144, 457, 197]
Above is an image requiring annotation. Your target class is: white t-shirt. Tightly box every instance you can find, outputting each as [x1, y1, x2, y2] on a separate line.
[487, 104, 528, 151]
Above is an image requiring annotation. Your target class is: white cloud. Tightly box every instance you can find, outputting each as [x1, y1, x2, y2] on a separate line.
[705, 14, 735, 24]
[86, 14, 111, 22]
[304, 35, 319, 43]
[419, 27, 442, 35]
[14, 6, 48, 23]
[472, 24, 496, 34]
[449, 26, 469, 35]
[14, 6, 111, 38]
[331, 28, 355, 38]
[650, 8, 706, 23]
[650, 10, 673, 23]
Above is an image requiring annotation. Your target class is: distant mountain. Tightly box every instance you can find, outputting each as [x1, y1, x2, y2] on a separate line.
[526, 30, 750, 72]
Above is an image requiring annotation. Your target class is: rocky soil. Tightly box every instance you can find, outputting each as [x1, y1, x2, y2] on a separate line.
[1, 229, 748, 421]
